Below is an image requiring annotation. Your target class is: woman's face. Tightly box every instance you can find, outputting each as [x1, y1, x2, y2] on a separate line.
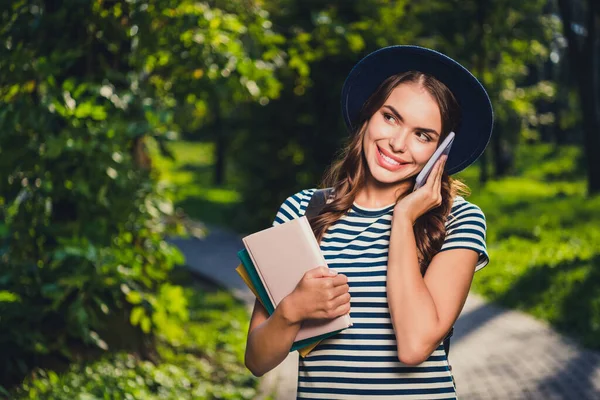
[362, 82, 443, 186]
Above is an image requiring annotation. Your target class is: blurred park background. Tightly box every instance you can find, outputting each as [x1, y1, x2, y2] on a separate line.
[1, 0, 599, 398]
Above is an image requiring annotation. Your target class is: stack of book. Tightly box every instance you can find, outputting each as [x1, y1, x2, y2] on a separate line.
[236, 216, 352, 357]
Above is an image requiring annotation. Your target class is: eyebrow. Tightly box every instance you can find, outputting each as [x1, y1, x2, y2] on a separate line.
[383, 105, 440, 136]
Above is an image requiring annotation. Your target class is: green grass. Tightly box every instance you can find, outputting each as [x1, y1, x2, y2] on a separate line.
[149, 140, 242, 227]
[10, 269, 258, 400]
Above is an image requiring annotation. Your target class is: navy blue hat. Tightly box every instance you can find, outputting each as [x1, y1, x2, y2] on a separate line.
[341, 45, 493, 175]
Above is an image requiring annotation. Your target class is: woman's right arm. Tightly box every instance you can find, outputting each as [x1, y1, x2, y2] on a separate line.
[244, 267, 350, 377]
[243, 296, 302, 377]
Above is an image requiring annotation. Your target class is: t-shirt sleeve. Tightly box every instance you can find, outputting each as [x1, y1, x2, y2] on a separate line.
[272, 188, 317, 227]
[439, 199, 489, 272]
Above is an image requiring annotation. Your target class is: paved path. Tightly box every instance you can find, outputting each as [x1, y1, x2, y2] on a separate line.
[169, 227, 600, 400]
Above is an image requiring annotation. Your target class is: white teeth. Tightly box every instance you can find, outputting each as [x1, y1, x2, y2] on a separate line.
[379, 148, 401, 165]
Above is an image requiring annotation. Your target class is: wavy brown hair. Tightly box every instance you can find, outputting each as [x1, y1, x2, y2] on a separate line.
[309, 71, 470, 275]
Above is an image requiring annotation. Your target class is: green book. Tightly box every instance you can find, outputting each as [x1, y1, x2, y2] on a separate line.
[237, 249, 275, 315]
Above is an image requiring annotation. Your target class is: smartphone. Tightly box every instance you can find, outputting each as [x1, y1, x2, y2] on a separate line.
[413, 131, 455, 192]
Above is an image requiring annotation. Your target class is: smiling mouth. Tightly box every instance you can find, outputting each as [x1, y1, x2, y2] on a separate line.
[377, 147, 407, 166]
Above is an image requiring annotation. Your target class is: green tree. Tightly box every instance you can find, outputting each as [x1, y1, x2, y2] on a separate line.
[135, 0, 285, 185]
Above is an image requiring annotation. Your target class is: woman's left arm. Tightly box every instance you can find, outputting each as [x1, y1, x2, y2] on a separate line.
[387, 217, 478, 365]
[387, 154, 480, 365]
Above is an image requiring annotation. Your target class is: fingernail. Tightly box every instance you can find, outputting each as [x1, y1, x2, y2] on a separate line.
[329, 269, 338, 276]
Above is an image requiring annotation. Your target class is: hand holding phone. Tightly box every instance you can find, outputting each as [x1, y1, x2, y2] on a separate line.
[413, 132, 455, 192]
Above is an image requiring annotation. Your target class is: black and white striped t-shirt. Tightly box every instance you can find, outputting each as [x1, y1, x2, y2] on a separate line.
[272, 188, 489, 400]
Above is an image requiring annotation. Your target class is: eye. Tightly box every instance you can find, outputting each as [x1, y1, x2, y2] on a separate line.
[416, 131, 432, 142]
[382, 112, 397, 124]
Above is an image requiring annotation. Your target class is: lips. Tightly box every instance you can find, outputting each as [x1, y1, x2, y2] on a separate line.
[375, 146, 409, 172]
[378, 146, 408, 164]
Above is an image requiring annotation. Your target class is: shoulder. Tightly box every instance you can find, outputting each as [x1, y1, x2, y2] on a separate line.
[446, 195, 486, 229]
[272, 188, 318, 226]
[441, 195, 489, 271]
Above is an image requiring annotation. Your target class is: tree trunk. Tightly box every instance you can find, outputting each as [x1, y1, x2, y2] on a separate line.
[491, 126, 511, 177]
[477, 0, 489, 185]
[579, 78, 600, 194]
[557, 0, 600, 195]
[213, 96, 226, 186]
[552, 60, 567, 145]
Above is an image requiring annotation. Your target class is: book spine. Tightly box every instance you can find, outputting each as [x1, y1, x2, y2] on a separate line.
[242, 240, 278, 307]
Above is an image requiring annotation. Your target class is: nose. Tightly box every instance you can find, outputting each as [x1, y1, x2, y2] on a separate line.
[389, 128, 409, 153]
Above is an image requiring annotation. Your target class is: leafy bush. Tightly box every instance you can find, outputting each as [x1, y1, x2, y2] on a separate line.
[0, 89, 189, 383]
[0, 1, 187, 385]
[0, 0, 282, 389]
[10, 278, 258, 400]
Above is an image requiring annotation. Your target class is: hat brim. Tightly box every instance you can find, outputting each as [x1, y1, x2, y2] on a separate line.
[341, 45, 493, 175]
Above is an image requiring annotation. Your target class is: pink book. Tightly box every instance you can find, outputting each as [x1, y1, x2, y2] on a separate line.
[242, 216, 352, 343]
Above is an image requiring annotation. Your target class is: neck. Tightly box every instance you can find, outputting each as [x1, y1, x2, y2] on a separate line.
[355, 173, 413, 208]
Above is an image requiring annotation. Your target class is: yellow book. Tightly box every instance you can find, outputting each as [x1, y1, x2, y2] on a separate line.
[235, 263, 320, 357]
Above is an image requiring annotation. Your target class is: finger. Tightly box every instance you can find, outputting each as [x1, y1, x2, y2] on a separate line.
[439, 155, 448, 182]
[433, 156, 447, 202]
[331, 273, 348, 286]
[307, 266, 337, 278]
[425, 157, 443, 189]
[331, 300, 352, 318]
[330, 283, 350, 298]
[432, 159, 443, 189]
[330, 292, 351, 308]
[432, 156, 446, 190]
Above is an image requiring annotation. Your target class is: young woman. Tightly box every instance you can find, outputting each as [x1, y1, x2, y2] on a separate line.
[244, 45, 493, 399]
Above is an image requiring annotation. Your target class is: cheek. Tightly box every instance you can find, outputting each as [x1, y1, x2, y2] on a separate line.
[363, 125, 379, 151]
[412, 146, 437, 165]
[366, 116, 393, 139]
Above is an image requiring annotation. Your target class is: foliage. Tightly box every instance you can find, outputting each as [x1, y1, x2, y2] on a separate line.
[135, 0, 285, 137]
[229, 0, 416, 231]
[0, 24, 180, 392]
[0, 0, 283, 386]
[9, 273, 258, 400]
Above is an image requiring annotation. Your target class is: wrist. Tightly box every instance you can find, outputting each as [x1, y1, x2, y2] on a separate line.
[279, 293, 302, 326]
[393, 211, 416, 226]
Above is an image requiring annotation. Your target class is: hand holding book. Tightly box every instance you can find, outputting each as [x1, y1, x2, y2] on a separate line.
[280, 267, 350, 324]
[236, 216, 353, 357]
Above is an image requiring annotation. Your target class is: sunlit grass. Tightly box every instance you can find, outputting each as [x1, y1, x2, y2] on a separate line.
[149, 139, 241, 226]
